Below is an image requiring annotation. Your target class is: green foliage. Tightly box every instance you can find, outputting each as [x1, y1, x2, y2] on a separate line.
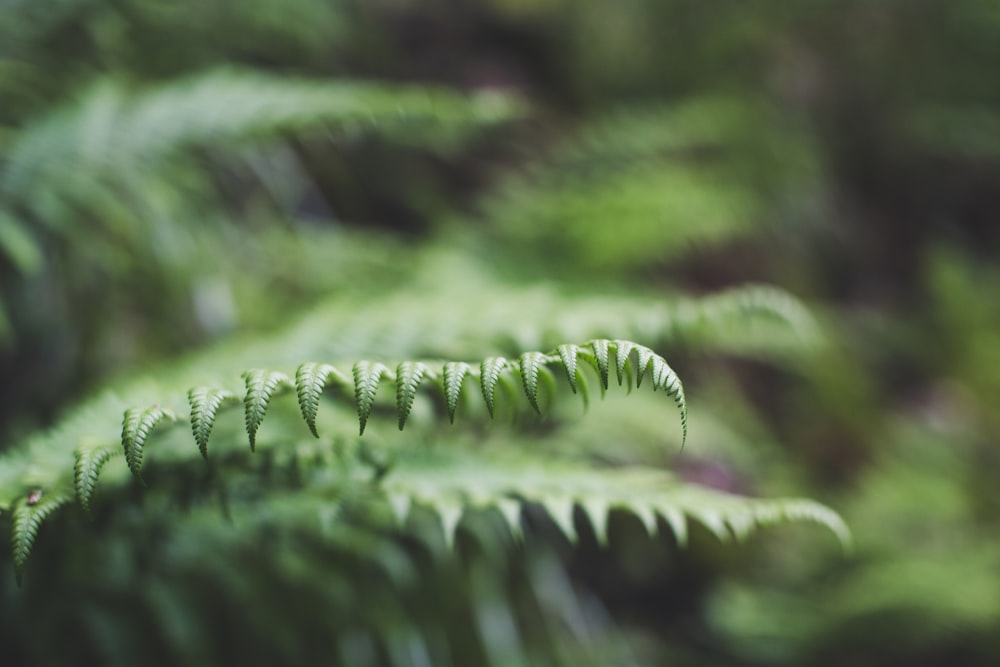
[4, 338, 697, 571]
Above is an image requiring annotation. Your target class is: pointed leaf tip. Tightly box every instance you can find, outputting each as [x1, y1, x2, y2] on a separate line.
[519, 351, 546, 414]
[353, 361, 388, 435]
[188, 387, 235, 459]
[74, 446, 115, 514]
[479, 357, 508, 418]
[395, 361, 428, 430]
[590, 339, 611, 390]
[612, 340, 635, 387]
[12, 494, 70, 584]
[556, 344, 580, 393]
[442, 362, 470, 424]
[121, 405, 176, 479]
[295, 363, 346, 437]
[243, 369, 290, 451]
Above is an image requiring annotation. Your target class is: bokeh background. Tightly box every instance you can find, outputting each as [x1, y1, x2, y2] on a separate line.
[2, 1, 999, 665]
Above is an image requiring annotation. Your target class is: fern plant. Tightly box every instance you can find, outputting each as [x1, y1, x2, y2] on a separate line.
[1, 287, 848, 574]
[0, 12, 850, 662]
[0, 276, 849, 665]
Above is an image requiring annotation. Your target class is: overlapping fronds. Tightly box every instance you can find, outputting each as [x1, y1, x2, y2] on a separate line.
[478, 95, 821, 273]
[0, 275, 835, 584]
[2, 339, 691, 577]
[1, 68, 521, 207]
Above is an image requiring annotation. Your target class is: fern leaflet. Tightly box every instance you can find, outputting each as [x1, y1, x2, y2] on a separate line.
[518, 351, 548, 414]
[353, 361, 389, 435]
[294, 363, 349, 437]
[12, 493, 71, 584]
[479, 357, 509, 418]
[74, 445, 118, 514]
[441, 361, 471, 424]
[188, 387, 237, 459]
[243, 370, 291, 451]
[395, 361, 430, 430]
[122, 405, 177, 479]
[589, 339, 612, 390]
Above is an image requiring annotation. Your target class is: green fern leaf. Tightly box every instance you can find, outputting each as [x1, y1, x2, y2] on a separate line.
[242, 370, 291, 451]
[648, 355, 687, 445]
[74, 445, 117, 514]
[353, 361, 389, 435]
[518, 351, 548, 414]
[479, 357, 508, 418]
[188, 387, 236, 459]
[441, 361, 471, 424]
[556, 344, 580, 393]
[387, 453, 848, 552]
[122, 405, 177, 479]
[12, 493, 71, 584]
[634, 345, 656, 388]
[613, 339, 636, 386]
[395, 361, 429, 430]
[590, 339, 612, 390]
[295, 363, 349, 437]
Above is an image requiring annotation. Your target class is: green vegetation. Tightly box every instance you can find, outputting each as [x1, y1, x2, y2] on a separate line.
[2, 1, 999, 665]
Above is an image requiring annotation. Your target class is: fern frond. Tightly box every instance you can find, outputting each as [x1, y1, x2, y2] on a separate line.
[73, 445, 118, 514]
[385, 452, 850, 550]
[2, 339, 691, 575]
[187, 387, 238, 459]
[3, 69, 523, 202]
[589, 339, 612, 390]
[243, 370, 291, 451]
[518, 351, 548, 414]
[441, 361, 471, 424]
[395, 361, 430, 430]
[353, 361, 390, 435]
[479, 357, 509, 418]
[12, 493, 71, 584]
[294, 363, 350, 437]
[122, 405, 177, 479]
[556, 344, 581, 393]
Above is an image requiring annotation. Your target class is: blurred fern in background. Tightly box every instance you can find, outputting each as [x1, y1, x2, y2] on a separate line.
[2, 0, 1000, 665]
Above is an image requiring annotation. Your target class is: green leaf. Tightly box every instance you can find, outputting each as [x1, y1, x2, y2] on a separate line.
[395, 361, 429, 430]
[295, 363, 348, 437]
[634, 346, 656, 388]
[518, 351, 547, 414]
[122, 405, 177, 479]
[242, 370, 291, 451]
[556, 344, 580, 393]
[73, 445, 117, 514]
[188, 387, 236, 459]
[479, 357, 508, 418]
[441, 361, 471, 424]
[648, 355, 687, 445]
[612, 339, 635, 386]
[353, 361, 389, 435]
[12, 493, 71, 585]
[590, 339, 611, 390]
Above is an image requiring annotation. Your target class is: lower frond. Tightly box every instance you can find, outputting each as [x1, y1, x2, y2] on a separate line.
[384, 452, 851, 551]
